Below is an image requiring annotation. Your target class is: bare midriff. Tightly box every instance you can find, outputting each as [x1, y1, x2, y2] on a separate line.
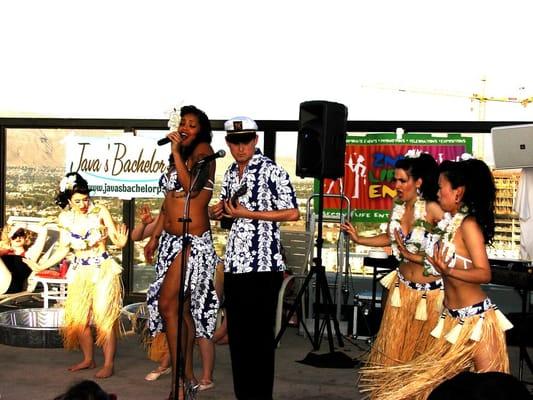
[399, 261, 441, 284]
[162, 193, 210, 236]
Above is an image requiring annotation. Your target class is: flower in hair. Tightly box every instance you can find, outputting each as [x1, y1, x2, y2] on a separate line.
[460, 152, 473, 161]
[168, 107, 181, 132]
[404, 149, 422, 158]
[59, 175, 77, 192]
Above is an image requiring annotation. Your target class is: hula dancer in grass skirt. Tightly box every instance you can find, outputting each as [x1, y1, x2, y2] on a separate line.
[342, 152, 445, 394]
[362, 158, 512, 400]
[31, 172, 128, 379]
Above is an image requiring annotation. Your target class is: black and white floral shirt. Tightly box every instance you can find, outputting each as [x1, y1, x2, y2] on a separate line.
[221, 149, 298, 274]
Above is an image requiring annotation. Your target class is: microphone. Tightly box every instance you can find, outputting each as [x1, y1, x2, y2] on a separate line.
[195, 150, 226, 166]
[157, 136, 171, 146]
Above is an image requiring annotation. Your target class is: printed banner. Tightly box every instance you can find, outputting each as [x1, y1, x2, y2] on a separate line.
[64, 135, 168, 198]
[316, 133, 472, 222]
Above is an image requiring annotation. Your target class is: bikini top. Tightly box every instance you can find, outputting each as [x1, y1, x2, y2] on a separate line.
[424, 212, 472, 275]
[159, 169, 184, 195]
[159, 167, 214, 195]
[60, 207, 104, 251]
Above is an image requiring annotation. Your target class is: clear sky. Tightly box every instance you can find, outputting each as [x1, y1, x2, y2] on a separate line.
[2, 0, 533, 123]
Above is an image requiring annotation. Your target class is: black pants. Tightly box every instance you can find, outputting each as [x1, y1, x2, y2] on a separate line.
[224, 271, 283, 400]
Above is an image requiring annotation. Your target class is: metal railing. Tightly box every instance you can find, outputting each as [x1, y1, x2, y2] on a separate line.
[1, 116, 531, 299]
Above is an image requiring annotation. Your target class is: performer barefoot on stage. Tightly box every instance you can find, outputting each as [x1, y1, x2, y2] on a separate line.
[342, 153, 444, 371]
[144, 105, 219, 398]
[30, 172, 128, 379]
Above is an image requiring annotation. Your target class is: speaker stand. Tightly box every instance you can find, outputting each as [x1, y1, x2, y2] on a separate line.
[275, 179, 354, 368]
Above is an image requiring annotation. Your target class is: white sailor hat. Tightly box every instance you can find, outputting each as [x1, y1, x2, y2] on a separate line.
[224, 116, 258, 143]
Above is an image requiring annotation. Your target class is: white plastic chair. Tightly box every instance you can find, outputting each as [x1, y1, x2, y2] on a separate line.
[275, 229, 313, 344]
[0, 217, 61, 307]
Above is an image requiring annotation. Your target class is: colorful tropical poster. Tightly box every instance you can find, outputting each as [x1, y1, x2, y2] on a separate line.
[316, 133, 472, 222]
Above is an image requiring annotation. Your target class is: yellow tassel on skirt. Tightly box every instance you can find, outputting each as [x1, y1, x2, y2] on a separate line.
[361, 276, 443, 374]
[61, 258, 123, 350]
[360, 308, 511, 400]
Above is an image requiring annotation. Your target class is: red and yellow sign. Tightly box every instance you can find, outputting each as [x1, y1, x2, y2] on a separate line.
[317, 133, 472, 222]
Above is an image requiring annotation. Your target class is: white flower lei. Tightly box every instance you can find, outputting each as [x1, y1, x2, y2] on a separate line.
[59, 175, 77, 192]
[423, 211, 466, 275]
[389, 198, 428, 262]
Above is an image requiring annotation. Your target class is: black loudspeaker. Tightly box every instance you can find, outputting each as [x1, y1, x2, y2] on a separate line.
[296, 100, 348, 179]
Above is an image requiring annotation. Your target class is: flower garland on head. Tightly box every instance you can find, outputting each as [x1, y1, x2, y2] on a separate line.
[404, 149, 422, 158]
[389, 198, 432, 262]
[59, 175, 77, 193]
[168, 107, 181, 132]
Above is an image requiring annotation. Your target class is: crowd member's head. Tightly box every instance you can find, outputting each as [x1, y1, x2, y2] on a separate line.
[1, 226, 36, 251]
[9, 227, 33, 250]
[428, 371, 531, 400]
[178, 105, 212, 160]
[53, 379, 117, 400]
[224, 116, 258, 165]
[55, 172, 91, 211]
[438, 158, 496, 244]
[394, 151, 439, 202]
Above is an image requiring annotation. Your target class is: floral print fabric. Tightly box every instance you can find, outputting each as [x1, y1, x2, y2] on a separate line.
[221, 150, 298, 274]
[146, 230, 219, 339]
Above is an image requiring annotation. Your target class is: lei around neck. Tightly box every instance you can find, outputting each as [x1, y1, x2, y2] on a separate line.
[423, 210, 467, 275]
[389, 198, 432, 262]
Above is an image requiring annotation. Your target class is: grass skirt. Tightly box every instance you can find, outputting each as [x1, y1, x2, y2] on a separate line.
[365, 270, 444, 366]
[359, 303, 511, 400]
[61, 257, 123, 349]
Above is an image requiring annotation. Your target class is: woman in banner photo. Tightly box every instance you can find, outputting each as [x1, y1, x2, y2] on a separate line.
[28, 172, 128, 378]
[143, 105, 219, 397]
[364, 158, 512, 400]
[341, 152, 444, 377]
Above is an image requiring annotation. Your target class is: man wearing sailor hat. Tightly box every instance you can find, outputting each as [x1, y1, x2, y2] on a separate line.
[210, 116, 300, 399]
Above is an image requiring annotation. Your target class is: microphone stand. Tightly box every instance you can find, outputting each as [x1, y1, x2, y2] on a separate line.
[172, 162, 206, 400]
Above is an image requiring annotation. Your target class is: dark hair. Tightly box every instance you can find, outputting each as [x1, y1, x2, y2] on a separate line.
[178, 105, 212, 161]
[54, 172, 90, 209]
[428, 371, 531, 400]
[9, 227, 34, 250]
[10, 227, 27, 240]
[439, 159, 496, 244]
[53, 379, 115, 400]
[395, 153, 439, 201]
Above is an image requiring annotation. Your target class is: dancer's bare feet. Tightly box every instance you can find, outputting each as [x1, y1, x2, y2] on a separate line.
[95, 364, 114, 379]
[68, 360, 96, 372]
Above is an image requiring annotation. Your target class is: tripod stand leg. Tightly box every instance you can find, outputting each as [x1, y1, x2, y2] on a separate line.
[316, 266, 345, 349]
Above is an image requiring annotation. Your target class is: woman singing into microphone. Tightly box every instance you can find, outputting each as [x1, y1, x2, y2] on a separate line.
[144, 105, 220, 398]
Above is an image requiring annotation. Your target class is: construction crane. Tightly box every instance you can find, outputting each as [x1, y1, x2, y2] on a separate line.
[363, 78, 533, 121]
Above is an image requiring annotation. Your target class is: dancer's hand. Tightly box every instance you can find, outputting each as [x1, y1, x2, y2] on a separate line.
[426, 241, 452, 276]
[340, 221, 359, 243]
[393, 229, 418, 263]
[139, 204, 154, 225]
[167, 131, 184, 152]
[112, 223, 129, 248]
